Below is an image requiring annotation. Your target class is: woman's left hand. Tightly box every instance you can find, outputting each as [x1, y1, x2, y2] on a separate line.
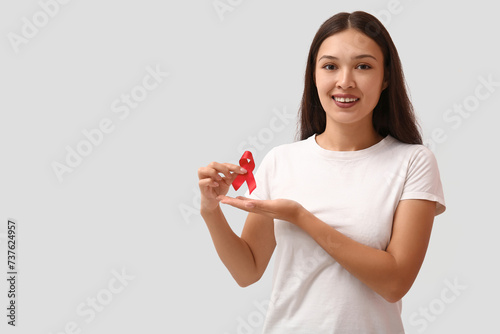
[216, 195, 305, 224]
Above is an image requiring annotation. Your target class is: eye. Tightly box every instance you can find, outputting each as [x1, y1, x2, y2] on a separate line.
[322, 64, 336, 70]
[357, 64, 372, 70]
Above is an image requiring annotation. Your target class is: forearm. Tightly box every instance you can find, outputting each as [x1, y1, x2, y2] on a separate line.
[201, 205, 258, 287]
[216, 196, 434, 301]
[295, 210, 403, 302]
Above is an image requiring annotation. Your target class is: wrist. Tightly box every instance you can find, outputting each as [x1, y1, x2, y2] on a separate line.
[292, 204, 309, 227]
[200, 202, 221, 217]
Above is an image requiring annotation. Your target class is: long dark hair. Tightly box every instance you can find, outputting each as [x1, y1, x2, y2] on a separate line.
[297, 11, 422, 144]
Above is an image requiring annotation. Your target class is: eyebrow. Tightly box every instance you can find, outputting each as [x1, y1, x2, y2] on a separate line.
[318, 54, 378, 62]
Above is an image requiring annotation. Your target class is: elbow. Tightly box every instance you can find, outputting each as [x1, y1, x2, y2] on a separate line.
[235, 273, 261, 288]
[232, 261, 266, 288]
[381, 281, 411, 303]
[383, 292, 404, 304]
[237, 280, 254, 288]
[236, 277, 258, 288]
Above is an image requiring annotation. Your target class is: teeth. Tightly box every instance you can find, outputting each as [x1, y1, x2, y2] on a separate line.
[334, 96, 359, 103]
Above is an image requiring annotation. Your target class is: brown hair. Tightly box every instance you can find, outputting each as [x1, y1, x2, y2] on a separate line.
[297, 11, 422, 144]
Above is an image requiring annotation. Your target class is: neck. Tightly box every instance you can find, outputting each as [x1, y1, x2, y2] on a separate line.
[315, 121, 383, 151]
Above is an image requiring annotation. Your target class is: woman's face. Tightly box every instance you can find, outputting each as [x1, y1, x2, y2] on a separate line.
[315, 28, 387, 128]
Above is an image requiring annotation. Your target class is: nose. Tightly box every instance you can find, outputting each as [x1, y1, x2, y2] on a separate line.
[336, 69, 355, 89]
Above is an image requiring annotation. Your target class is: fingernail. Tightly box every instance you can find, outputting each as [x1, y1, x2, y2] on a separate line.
[240, 168, 247, 173]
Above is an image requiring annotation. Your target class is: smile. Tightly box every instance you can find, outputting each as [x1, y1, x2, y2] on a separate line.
[332, 95, 360, 109]
[333, 96, 359, 102]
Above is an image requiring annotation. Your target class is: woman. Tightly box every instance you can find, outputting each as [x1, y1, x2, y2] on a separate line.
[198, 11, 446, 333]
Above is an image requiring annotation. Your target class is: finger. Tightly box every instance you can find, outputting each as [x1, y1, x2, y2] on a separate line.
[199, 179, 220, 188]
[198, 166, 224, 182]
[237, 196, 264, 210]
[202, 162, 236, 180]
[198, 166, 219, 180]
[215, 163, 247, 185]
[216, 195, 230, 202]
[245, 201, 256, 208]
[222, 162, 248, 174]
[199, 162, 247, 182]
[217, 195, 239, 205]
[218, 195, 256, 210]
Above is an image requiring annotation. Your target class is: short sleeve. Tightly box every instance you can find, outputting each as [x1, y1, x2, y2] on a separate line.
[400, 146, 446, 216]
[243, 147, 276, 201]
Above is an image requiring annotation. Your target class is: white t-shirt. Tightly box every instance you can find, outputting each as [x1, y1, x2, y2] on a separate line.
[245, 133, 446, 334]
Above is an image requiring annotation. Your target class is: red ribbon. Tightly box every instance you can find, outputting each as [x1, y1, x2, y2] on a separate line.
[232, 151, 256, 194]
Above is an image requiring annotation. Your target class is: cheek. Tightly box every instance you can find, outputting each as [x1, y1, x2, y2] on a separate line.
[359, 76, 383, 96]
[314, 73, 333, 93]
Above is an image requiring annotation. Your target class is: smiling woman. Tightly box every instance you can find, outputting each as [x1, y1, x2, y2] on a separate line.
[198, 11, 446, 333]
[314, 29, 388, 150]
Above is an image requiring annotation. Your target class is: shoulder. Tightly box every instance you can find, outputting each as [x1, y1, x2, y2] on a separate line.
[263, 136, 313, 158]
[385, 137, 446, 215]
[253, 136, 314, 173]
[383, 135, 439, 166]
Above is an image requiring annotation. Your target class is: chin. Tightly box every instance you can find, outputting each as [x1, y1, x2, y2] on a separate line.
[326, 110, 373, 125]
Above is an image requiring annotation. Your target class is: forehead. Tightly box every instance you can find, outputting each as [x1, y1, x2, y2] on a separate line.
[317, 29, 383, 61]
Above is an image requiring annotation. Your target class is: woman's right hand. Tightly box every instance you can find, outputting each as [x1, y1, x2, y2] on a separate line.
[198, 162, 248, 212]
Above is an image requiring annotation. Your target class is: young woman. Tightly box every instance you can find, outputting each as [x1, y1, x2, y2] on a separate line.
[198, 11, 446, 333]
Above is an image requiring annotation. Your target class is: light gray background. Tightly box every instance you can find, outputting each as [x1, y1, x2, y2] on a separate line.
[0, 0, 498, 333]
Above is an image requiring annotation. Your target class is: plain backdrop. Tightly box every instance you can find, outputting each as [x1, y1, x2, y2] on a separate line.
[0, 0, 498, 333]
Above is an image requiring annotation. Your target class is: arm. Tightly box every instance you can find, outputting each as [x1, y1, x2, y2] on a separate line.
[198, 162, 276, 287]
[201, 208, 276, 287]
[295, 199, 435, 303]
[218, 196, 436, 302]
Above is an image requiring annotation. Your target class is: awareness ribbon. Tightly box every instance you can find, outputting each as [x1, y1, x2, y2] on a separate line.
[232, 151, 256, 194]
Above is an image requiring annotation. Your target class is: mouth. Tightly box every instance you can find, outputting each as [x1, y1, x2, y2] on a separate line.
[332, 95, 360, 108]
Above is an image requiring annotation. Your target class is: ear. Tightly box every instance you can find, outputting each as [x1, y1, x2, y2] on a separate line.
[381, 80, 388, 91]
[381, 69, 389, 91]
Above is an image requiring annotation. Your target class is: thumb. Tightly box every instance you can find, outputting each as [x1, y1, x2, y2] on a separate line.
[216, 195, 227, 201]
